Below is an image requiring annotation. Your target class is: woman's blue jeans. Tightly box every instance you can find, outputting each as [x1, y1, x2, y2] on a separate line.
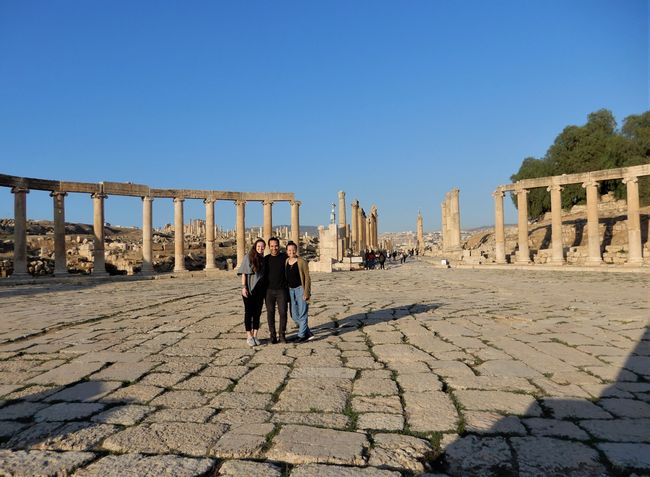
[289, 286, 310, 338]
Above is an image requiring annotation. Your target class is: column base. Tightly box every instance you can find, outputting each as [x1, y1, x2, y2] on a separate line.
[173, 267, 188, 273]
[585, 258, 603, 266]
[624, 259, 644, 266]
[549, 259, 565, 265]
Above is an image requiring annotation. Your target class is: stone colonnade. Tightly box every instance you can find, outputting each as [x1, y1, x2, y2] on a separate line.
[416, 211, 424, 254]
[346, 196, 379, 255]
[0, 174, 298, 278]
[441, 188, 461, 252]
[493, 164, 650, 265]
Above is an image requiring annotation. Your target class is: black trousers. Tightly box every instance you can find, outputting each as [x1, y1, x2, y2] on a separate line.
[265, 288, 288, 338]
[243, 286, 265, 332]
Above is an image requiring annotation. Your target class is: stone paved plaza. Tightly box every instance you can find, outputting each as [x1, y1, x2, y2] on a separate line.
[0, 260, 648, 476]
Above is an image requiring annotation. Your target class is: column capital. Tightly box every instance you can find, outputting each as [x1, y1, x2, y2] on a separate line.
[235, 199, 246, 207]
[50, 191, 67, 198]
[263, 199, 274, 206]
[492, 189, 505, 199]
[514, 188, 529, 197]
[173, 196, 184, 203]
[581, 180, 599, 189]
[91, 192, 108, 199]
[622, 175, 638, 185]
[290, 200, 301, 207]
[338, 190, 346, 198]
[203, 198, 216, 205]
[351, 200, 359, 209]
[11, 186, 29, 194]
[141, 196, 154, 202]
[546, 184, 563, 193]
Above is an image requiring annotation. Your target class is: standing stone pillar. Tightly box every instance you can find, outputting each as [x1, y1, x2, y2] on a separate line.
[441, 201, 448, 252]
[351, 200, 359, 254]
[370, 205, 378, 249]
[582, 180, 602, 265]
[492, 190, 506, 263]
[449, 189, 461, 250]
[358, 207, 366, 252]
[141, 197, 154, 275]
[173, 197, 186, 272]
[51, 191, 68, 275]
[11, 187, 29, 278]
[548, 184, 565, 264]
[92, 192, 109, 276]
[623, 176, 643, 265]
[205, 199, 216, 269]
[515, 188, 530, 264]
[263, 200, 273, 246]
[416, 211, 424, 254]
[290, 200, 301, 251]
[338, 191, 347, 253]
[236, 200, 246, 267]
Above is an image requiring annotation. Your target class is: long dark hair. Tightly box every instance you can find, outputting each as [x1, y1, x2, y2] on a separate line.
[248, 238, 266, 273]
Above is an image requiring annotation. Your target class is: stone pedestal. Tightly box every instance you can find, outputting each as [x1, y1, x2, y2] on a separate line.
[582, 181, 602, 265]
[173, 197, 187, 272]
[205, 199, 216, 269]
[11, 187, 29, 278]
[493, 190, 506, 263]
[236, 200, 246, 268]
[623, 176, 643, 265]
[515, 189, 530, 264]
[92, 193, 109, 276]
[141, 197, 154, 275]
[548, 185, 565, 264]
[51, 191, 68, 276]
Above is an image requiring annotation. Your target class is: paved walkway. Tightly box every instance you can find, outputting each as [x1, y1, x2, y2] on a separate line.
[0, 260, 648, 476]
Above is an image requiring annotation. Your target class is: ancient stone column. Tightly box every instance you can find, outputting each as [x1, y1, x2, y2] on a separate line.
[92, 192, 109, 276]
[204, 199, 216, 269]
[449, 189, 461, 250]
[236, 200, 246, 267]
[492, 190, 506, 263]
[263, 200, 273, 246]
[441, 201, 448, 252]
[370, 205, 378, 249]
[358, 206, 366, 252]
[548, 184, 565, 265]
[366, 217, 372, 250]
[416, 211, 424, 254]
[582, 180, 602, 265]
[290, 200, 301, 250]
[338, 191, 347, 253]
[515, 188, 530, 264]
[351, 200, 359, 254]
[141, 197, 154, 275]
[51, 191, 68, 276]
[11, 187, 29, 278]
[623, 176, 643, 265]
[173, 197, 187, 272]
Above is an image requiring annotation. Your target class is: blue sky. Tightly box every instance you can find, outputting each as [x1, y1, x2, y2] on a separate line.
[0, 1, 648, 232]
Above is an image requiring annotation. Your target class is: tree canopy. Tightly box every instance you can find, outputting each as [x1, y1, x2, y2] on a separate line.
[510, 109, 650, 219]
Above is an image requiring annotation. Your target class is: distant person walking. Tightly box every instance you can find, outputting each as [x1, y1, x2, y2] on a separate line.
[378, 251, 386, 269]
[264, 237, 289, 344]
[238, 238, 266, 347]
[285, 241, 314, 342]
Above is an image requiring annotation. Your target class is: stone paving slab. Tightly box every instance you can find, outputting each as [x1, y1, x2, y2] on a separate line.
[0, 262, 648, 476]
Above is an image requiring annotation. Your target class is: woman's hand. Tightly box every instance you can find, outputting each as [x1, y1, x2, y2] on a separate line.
[303, 293, 309, 301]
[242, 287, 249, 298]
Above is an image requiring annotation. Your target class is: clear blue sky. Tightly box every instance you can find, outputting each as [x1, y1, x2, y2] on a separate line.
[1, 1, 648, 232]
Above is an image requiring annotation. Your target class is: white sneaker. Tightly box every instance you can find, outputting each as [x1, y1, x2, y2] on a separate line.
[246, 337, 255, 347]
[253, 337, 261, 346]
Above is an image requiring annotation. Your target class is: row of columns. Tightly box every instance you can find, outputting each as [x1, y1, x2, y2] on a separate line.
[493, 176, 645, 265]
[349, 199, 379, 254]
[9, 189, 301, 277]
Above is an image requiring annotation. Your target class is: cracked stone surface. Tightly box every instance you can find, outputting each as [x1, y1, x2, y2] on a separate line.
[0, 262, 647, 476]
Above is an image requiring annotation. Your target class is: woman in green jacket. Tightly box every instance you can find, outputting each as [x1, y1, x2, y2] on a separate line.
[285, 241, 314, 342]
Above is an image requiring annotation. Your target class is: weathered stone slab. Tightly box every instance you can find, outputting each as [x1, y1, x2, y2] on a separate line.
[511, 436, 607, 477]
[443, 435, 514, 476]
[201, 365, 249, 380]
[266, 425, 367, 465]
[372, 344, 432, 363]
[75, 453, 215, 476]
[542, 398, 612, 419]
[290, 367, 357, 379]
[28, 361, 105, 385]
[235, 364, 289, 394]
[101, 384, 164, 403]
[218, 459, 282, 477]
[89, 361, 158, 382]
[138, 372, 188, 387]
[34, 402, 105, 422]
[396, 373, 442, 392]
[0, 401, 48, 420]
[357, 412, 404, 431]
[403, 392, 458, 432]
[146, 407, 215, 423]
[352, 395, 402, 414]
[273, 378, 351, 413]
[210, 423, 274, 458]
[0, 449, 95, 476]
[149, 390, 210, 409]
[0, 420, 27, 439]
[211, 392, 273, 410]
[45, 381, 123, 402]
[32, 422, 118, 451]
[352, 378, 398, 396]
[174, 375, 232, 393]
[102, 422, 229, 456]
[368, 432, 433, 473]
[290, 464, 401, 477]
[464, 411, 526, 435]
[212, 408, 272, 427]
[579, 418, 650, 442]
[598, 442, 650, 471]
[91, 404, 154, 425]
[271, 412, 349, 430]
[598, 398, 650, 418]
[344, 356, 384, 369]
[455, 390, 542, 416]
[476, 360, 542, 378]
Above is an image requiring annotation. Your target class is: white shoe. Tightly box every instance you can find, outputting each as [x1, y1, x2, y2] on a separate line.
[253, 337, 261, 346]
[246, 337, 255, 347]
